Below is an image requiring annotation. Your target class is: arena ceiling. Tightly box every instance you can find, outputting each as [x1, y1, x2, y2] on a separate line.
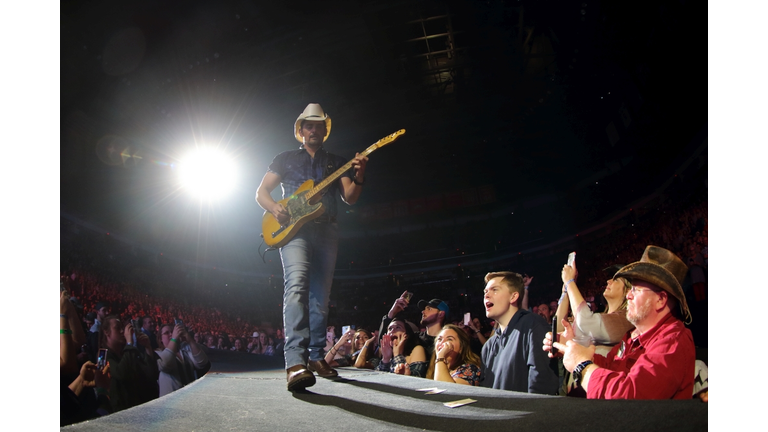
[60, 0, 707, 272]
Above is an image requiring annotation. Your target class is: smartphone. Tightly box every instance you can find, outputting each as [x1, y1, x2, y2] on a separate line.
[132, 319, 140, 331]
[567, 252, 576, 267]
[97, 348, 108, 369]
[551, 314, 558, 356]
[341, 325, 355, 335]
[463, 312, 471, 326]
[174, 318, 183, 327]
[403, 291, 413, 303]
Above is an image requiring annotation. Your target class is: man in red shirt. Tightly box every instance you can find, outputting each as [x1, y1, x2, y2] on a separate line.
[547, 245, 695, 399]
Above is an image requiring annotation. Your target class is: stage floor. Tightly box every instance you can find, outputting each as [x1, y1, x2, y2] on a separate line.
[62, 349, 708, 431]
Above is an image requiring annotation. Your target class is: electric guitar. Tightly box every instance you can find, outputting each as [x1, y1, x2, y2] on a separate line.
[261, 129, 406, 248]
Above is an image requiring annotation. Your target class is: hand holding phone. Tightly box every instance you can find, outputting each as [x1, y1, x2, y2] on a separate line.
[567, 252, 576, 267]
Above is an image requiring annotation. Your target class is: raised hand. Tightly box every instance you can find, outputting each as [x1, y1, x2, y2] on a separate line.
[79, 361, 98, 387]
[136, 331, 151, 350]
[123, 322, 134, 342]
[173, 324, 184, 341]
[388, 291, 410, 319]
[544, 318, 576, 358]
[562, 264, 577, 284]
[466, 319, 479, 333]
[380, 334, 393, 361]
[60, 290, 73, 315]
[523, 275, 534, 287]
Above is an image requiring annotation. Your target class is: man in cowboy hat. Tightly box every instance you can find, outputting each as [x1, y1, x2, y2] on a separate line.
[256, 103, 368, 391]
[546, 245, 696, 399]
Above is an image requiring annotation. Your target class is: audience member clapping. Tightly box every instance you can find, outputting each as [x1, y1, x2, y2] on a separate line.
[375, 318, 427, 377]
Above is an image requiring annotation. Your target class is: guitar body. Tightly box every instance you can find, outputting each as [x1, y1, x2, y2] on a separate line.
[262, 179, 326, 248]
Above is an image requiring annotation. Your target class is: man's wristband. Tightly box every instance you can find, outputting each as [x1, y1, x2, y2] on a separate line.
[353, 176, 365, 186]
[170, 338, 179, 344]
[60, 329, 73, 334]
[573, 360, 594, 387]
[565, 279, 575, 286]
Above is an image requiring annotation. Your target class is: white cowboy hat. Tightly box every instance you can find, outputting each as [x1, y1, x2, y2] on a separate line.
[294, 103, 331, 143]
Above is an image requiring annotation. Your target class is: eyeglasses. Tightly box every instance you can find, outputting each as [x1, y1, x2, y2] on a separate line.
[629, 286, 660, 295]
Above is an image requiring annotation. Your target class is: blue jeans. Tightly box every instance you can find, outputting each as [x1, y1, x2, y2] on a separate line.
[279, 221, 339, 369]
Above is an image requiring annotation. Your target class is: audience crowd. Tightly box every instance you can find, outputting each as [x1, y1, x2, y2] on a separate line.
[61, 187, 707, 426]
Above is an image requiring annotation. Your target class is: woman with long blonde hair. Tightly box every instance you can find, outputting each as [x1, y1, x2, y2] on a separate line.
[556, 263, 635, 356]
[553, 261, 635, 396]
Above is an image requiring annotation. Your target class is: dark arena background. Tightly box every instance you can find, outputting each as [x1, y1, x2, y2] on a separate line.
[56, 0, 712, 430]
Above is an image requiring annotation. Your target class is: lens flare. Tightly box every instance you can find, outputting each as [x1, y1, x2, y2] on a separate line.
[178, 148, 237, 200]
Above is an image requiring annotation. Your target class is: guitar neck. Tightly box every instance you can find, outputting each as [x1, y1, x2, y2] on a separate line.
[306, 147, 376, 200]
[304, 129, 404, 201]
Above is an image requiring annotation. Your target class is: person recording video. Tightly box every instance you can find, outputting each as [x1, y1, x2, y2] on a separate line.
[155, 321, 210, 397]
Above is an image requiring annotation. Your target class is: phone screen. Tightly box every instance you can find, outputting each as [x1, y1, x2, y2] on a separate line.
[342, 325, 351, 334]
[567, 252, 576, 267]
[97, 348, 108, 369]
[551, 315, 558, 355]
[464, 312, 470, 326]
[403, 292, 413, 302]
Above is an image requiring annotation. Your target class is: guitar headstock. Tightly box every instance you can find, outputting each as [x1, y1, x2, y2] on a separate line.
[365, 129, 406, 153]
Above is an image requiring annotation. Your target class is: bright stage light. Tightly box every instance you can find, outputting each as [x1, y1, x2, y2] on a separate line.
[177, 147, 237, 200]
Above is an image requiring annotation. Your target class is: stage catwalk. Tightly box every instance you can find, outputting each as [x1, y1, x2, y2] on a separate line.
[62, 349, 707, 431]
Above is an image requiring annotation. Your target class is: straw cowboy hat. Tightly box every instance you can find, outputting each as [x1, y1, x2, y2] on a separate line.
[294, 103, 331, 143]
[613, 245, 692, 324]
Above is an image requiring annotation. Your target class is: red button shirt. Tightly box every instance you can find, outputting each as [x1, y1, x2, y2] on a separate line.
[588, 313, 695, 399]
